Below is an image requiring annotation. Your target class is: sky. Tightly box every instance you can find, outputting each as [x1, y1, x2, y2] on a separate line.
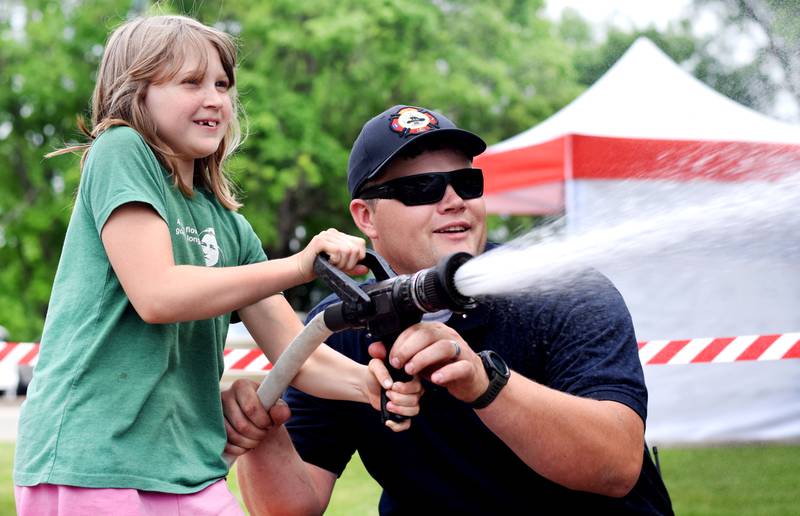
[543, 1, 799, 122]
[543, 0, 696, 32]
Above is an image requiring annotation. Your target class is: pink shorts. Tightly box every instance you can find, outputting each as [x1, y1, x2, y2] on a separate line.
[15, 479, 245, 516]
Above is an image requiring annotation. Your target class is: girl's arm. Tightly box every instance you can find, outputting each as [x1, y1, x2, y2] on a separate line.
[105, 203, 419, 424]
[101, 202, 364, 323]
[238, 295, 371, 403]
[237, 295, 421, 428]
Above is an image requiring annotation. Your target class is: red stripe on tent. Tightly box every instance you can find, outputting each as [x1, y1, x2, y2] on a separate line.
[736, 334, 780, 361]
[573, 136, 800, 181]
[0, 343, 18, 361]
[648, 340, 689, 365]
[18, 346, 39, 365]
[782, 340, 800, 359]
[231, 349, 262, 370]
[690, 337, 735, 363]
[262, 362, 273, 371]
[477, 134, 800, 217]
[476, 137, 566, 193]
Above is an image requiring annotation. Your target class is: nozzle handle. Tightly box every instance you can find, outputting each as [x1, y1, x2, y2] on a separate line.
[313, 249, 396, 307]
[378, 332, 413, 424]
[313, 253, 371, 306]
[358, 249, 396, 281]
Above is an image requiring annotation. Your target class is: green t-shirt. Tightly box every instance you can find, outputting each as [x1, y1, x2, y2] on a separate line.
[14, 126, 266, 493]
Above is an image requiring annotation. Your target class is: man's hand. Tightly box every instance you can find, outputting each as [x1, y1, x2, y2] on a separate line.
[368, 322, 489, 405]
[222, 379, 291, 457]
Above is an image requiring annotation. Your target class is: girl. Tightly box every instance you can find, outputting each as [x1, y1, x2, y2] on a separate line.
[13, 15, 418, 515]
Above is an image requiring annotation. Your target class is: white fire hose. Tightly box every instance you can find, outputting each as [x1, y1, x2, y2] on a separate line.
[224, 312, 332, 467]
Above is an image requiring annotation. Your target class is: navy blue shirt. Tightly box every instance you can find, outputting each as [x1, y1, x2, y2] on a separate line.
[285, 262, 673, 515]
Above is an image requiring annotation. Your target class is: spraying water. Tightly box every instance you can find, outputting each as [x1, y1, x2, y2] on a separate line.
[455, 172, 800, 298]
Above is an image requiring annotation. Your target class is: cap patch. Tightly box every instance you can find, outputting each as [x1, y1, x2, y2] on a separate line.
[389, 107, 439, 137]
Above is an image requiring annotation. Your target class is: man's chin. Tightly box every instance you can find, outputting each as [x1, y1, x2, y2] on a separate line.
[434, 240, 483, 261]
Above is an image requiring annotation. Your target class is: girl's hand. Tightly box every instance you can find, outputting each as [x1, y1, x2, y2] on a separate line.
[295, 228, 368, 282]
[371, 324, 487, 404]
[366, 357, 424, 432]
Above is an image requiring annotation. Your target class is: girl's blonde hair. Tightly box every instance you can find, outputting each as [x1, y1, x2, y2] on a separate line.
[52, 15, 243, 210]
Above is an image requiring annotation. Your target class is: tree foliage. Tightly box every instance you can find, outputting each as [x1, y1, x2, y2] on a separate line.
[554, 7, 699, 88]
[0, 1, 133, 340]
[0, 0, 579, 339]
[5, 1, 791, 340]
[691, 0, 800, 121]
[555, 1, 800, 119]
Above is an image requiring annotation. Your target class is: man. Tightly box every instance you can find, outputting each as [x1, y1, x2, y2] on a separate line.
[223, 105, 673, 514]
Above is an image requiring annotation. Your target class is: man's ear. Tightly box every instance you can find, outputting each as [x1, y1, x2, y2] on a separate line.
[350, 199, 379, 240]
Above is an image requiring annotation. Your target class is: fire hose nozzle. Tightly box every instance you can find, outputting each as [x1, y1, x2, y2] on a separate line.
[314, 250, 477, 424]
[315, 250, 477, 333]
[410, 252, 476, 313]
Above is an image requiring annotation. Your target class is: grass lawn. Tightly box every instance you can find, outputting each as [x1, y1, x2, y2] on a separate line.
[0, 444, 12, 516]
[228, 452, 380, 516]
[3, 442, 798, 515]
[657, 444, 800, 515]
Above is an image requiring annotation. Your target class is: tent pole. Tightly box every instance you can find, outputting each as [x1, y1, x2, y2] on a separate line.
[563, 134, 577, 235]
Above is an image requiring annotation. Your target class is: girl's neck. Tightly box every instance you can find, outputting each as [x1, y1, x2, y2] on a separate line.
[176, 160, 195, 189]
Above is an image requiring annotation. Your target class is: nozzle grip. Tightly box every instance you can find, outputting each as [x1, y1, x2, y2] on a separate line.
[378, 333, 412, 424]
[381, 360, 413, 423]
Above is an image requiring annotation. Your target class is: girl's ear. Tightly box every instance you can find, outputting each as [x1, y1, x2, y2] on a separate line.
[349, 199, 378, 240]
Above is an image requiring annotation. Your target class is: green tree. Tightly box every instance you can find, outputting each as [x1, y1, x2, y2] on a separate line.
[1, 0, 580, 339]
[0, 1, 133, 340]
[555, 1, 799, 119]
[553, 7, 698, 88]
[691, 0, 799, 121]
[185, 0, 581, 308]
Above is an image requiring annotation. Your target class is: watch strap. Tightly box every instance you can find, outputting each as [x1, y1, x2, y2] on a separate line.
[470, 350, 510, 409]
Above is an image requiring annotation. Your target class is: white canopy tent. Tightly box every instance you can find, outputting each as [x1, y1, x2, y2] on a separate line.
[476, 37, 800, 445]
[478, 37, 800, 216]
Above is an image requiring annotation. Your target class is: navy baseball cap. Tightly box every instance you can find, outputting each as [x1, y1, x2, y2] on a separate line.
[347, 105, 487, 198]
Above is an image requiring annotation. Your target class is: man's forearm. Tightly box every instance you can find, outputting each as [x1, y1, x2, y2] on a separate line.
[238, 426, 325, 516]
[476, 373, 644, 497]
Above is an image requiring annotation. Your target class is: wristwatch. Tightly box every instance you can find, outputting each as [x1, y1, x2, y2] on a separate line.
[470, 350, 511, 409]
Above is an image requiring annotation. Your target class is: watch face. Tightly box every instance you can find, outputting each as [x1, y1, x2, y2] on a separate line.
[486, 351, 510, 376]
[472, 350, 510, 409]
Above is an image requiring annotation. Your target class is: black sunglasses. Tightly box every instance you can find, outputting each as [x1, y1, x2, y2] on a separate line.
[357, 168, 484, 206]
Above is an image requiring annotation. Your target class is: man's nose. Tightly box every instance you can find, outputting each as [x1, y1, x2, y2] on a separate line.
[439, 185, 466, 211]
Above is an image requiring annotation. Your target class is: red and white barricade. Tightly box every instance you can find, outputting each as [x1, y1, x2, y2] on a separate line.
[2, 332, 799, 374]
[637, 333, 800, 365]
